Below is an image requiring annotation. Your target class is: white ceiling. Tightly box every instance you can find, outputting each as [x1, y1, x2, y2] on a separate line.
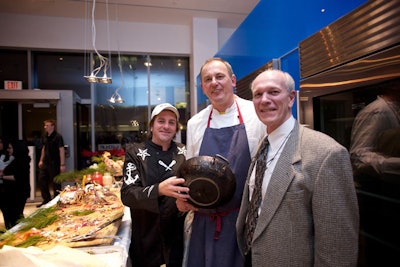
[0, 0, 259, 28]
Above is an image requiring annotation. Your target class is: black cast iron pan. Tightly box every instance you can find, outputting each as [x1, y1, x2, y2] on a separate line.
[178, 154, 236, 209]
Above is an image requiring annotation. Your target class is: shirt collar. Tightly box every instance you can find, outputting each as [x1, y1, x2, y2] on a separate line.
[211, 98, 236, 116]
[147, 139, 174, 151]
[267, 116, 295, 150]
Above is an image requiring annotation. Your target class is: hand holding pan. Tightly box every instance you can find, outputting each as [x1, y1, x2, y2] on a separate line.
[178, 154, 236, 209]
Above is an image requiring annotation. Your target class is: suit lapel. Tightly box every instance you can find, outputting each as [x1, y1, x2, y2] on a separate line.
[253, 123, 302, 240]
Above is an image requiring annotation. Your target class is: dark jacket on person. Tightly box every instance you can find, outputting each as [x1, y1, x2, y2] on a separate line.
[121, 140, 186, 267]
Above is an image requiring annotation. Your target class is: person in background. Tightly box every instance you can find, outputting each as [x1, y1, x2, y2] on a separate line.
[37, 119, 65, 207]
[0, 137, 5, 157]
[236, 69, 359, 266]
[121, 103, 190, 267]
[0, 137, 13, 168]
[0, 137, 10, 228]
[0, 140, 31, 229]
[350, 78, 400, 185]
[0, 137, 14, 189]
[349, 78, 400, 265]
[176, 58, 265, 267]
[0, 138, 6, 171]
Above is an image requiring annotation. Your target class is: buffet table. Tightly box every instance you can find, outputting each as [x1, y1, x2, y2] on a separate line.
[0, 196, 132, 267]
[76, 206, 132, 267]
[44, 196, 132, 267]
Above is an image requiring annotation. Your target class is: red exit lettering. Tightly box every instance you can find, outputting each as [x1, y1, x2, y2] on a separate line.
[4, 80, 22, 90]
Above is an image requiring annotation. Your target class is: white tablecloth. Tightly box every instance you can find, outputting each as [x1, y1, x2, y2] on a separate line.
[77, 207, 132, 267]
[2, 198, 132, 267]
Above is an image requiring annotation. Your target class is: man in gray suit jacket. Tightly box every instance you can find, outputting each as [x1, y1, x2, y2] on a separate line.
[236, 70, 359, 266]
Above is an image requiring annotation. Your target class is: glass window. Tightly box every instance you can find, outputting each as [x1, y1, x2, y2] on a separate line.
[0, 49, 28, 89]
[93, 54, 189, 149]
[33, 51, 90, 98]
[0, 49, 190, 164]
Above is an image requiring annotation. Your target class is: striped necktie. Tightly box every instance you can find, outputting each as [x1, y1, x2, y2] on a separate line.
[244, 136, 269, 255]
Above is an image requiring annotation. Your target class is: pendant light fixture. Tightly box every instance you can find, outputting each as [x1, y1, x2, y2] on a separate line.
[108, 90, 124, 103]
[84, 0, 112, 84]
[108, 56, 125, 103]
[108, 59, 125, 103]
[108, 3, 124, 104]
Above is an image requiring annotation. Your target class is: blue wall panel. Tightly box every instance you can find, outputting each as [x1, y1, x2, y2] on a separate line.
[196, 0, 368, 109]
[216, 0, 368, 80]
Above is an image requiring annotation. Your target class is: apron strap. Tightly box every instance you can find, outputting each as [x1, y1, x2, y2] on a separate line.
[207, 101, 244, 127]
[195, 207, 240, 240]
[236, 101, 244, 124]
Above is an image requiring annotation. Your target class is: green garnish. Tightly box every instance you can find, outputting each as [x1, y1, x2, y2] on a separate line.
[71, 210, 95, 216]
[15, 235, 45, 248]
[17, 207, 59, 231]
[0, 231, 14, 242]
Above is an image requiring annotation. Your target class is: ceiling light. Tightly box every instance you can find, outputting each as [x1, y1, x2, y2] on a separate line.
[84, 74, 99, 83]
[115, 95, 124, 103]
[108, 5, 125, 104]
[99, 74, 112, 84]
[108, 90, 124, 104]
[84, 0, 112, 84]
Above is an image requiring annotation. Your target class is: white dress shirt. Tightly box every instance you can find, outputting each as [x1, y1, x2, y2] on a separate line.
[248, 116, 295, 213]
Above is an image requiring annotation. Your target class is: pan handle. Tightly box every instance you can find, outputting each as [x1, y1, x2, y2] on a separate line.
[214, 154, 230, 165]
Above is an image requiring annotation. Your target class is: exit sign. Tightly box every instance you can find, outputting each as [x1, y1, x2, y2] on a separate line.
[4, 80, 22, 90]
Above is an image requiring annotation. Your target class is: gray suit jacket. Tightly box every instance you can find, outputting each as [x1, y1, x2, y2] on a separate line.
[237, 122, 359, 266]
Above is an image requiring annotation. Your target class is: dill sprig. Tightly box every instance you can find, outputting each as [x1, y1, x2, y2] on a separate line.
[71, 210, 95, 216]
[0, 231, 16, 249]
[18, 207, 60, 231]
[15, 235, 45, 248]
[0, 231, 14, 242]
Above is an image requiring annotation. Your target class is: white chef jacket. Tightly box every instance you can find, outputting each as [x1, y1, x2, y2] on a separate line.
[186, 95, 266, 159]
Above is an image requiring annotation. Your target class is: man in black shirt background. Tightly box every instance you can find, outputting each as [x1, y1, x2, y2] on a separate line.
[37, 119, 66, 207]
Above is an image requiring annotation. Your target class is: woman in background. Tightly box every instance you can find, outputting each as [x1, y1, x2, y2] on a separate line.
[0, 137, 13, 169]
[0, 140, 31, 229]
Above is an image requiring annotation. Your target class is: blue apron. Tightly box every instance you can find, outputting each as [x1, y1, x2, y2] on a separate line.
[187, 102, 251, 267]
